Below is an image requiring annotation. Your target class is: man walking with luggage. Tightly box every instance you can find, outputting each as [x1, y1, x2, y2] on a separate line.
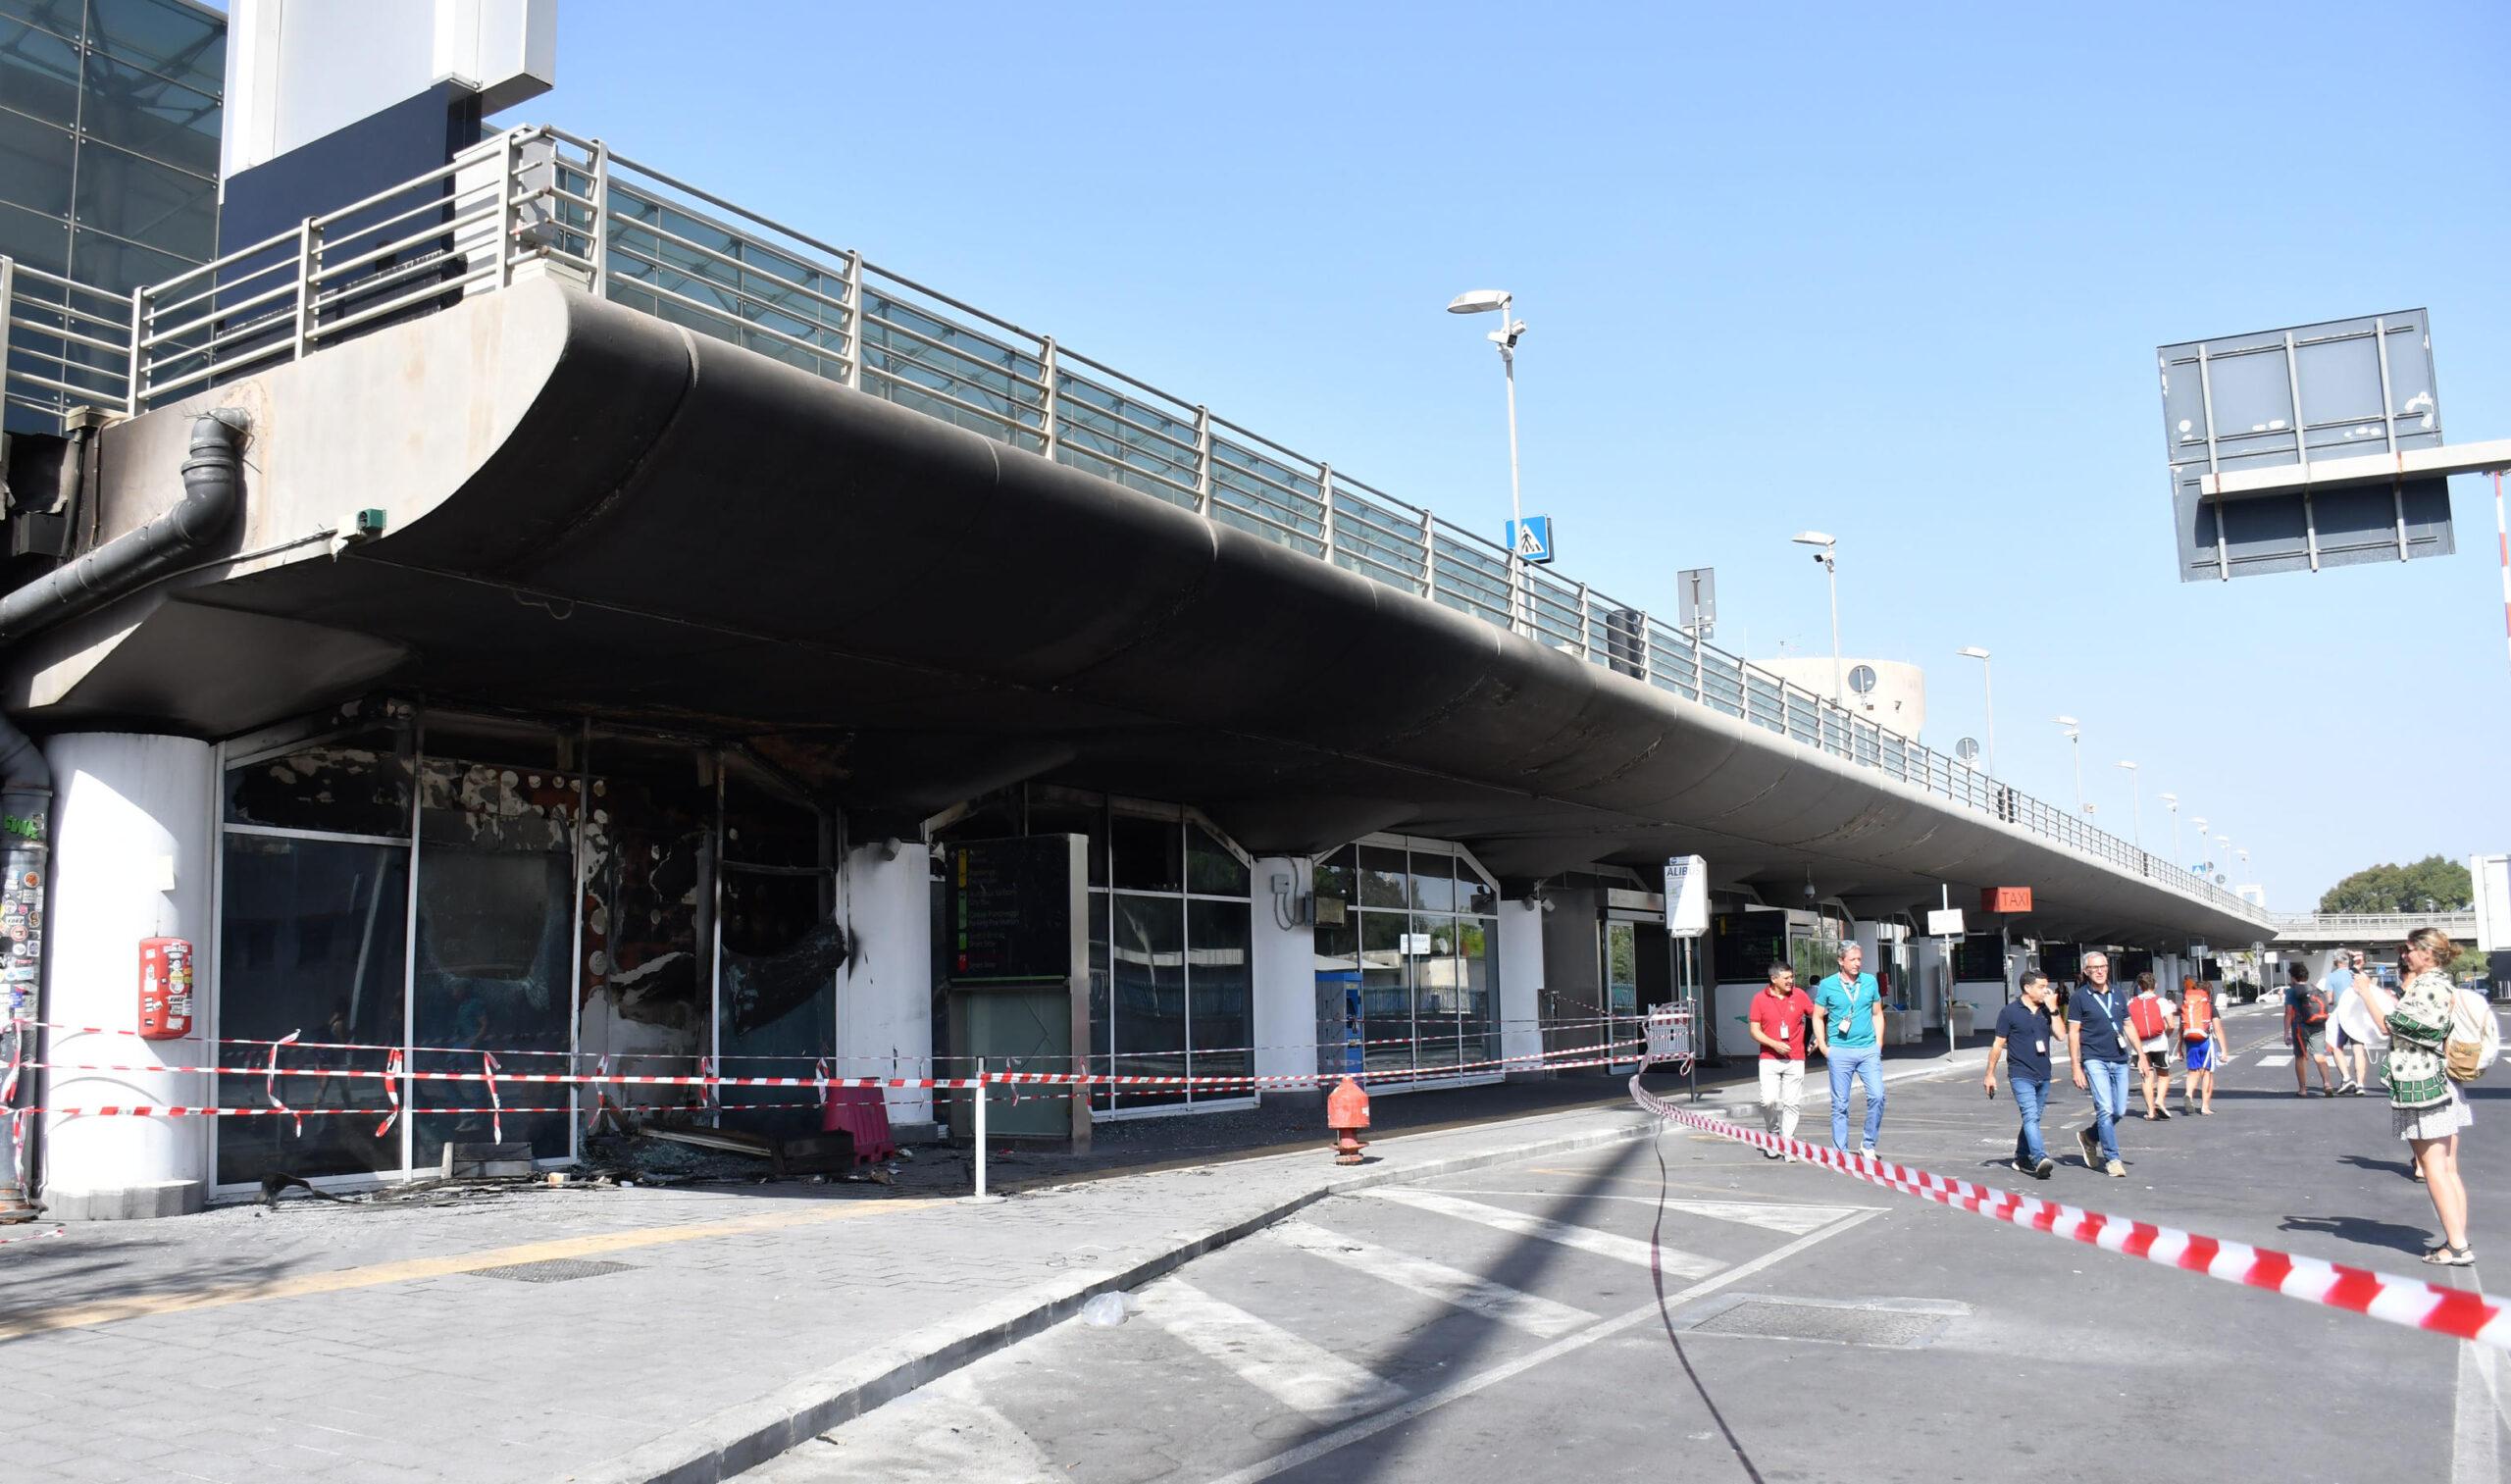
[2067, 950, 2133, 1176]
[1813, 943, 1887, 1155]
[1749, 960, 1817, 1159]
[1985, 970, 2060, 1179]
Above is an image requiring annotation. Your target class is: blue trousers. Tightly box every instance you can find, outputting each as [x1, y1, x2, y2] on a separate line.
[2011, 1076, 2049, 1165]
[2083, 1058, 2131, 1161]
[1827, 1045, 1885, 1150]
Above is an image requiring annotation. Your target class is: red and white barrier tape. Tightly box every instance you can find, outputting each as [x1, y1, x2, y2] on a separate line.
[264, 1031, 301, 1136]
[1625, 1072, 2511, 1354]
[0, 1224, 64, 1250]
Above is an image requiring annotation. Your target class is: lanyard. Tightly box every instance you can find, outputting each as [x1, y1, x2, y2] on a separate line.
[2089, 988, 2124, 1040]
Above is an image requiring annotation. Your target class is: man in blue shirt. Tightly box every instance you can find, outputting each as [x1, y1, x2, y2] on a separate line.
[1984, 971, 2060, 1179]
[2066, 950, 2132, 1176]
[1812, 943, 1887, 1154]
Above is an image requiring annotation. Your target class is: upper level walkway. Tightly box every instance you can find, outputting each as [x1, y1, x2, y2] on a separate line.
[2268, 910, 2481, 947]
[0, 123, 2270, 935]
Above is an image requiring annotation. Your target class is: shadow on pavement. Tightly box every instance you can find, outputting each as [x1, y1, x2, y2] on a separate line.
[2278, 1212, 2436, 1258]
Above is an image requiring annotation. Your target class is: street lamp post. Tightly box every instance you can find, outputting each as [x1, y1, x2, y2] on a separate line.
[1958, 646, 1995, 776]
[2116, 760, 2141, 848]
[1791, 532, 1843, 704]
[1447, 289, 1528, 633]
[2158, 792, 2180, 866]
[2055, 715, 2084, 813]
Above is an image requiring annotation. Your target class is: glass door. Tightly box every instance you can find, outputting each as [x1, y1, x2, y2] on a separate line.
[1602, 919, 1641, 1071]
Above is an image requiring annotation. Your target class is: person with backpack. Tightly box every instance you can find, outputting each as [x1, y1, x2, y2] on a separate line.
[2178, 975, 2226, 1115]
[2321, 951, 2365, 1096]
[2282, 962, 2338, 1098]
[2127, 972, 2178, 1119]
[2350, 929, 2487, 1266]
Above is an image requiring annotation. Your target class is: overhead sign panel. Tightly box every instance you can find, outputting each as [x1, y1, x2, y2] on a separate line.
[1506, 515, 1556, 563]
[2158, 310, 2457, 583]
[1663, 854, 1709, 939]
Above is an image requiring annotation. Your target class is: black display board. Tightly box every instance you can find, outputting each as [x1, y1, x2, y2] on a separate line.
[2115, 949, 2155, 983]
[1710, 911, 1787, 982]
[2041, 943, 2082, 984]
[948, 836, 1078, 984]
[1954, 932, 2007, 982]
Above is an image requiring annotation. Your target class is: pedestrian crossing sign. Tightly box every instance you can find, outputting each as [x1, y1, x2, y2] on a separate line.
[1506, 516, 1555, 563]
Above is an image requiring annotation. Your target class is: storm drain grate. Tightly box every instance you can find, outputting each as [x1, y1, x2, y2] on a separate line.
[466, 1257, 639, 1284]
[1683, 1297, 1958, 1349]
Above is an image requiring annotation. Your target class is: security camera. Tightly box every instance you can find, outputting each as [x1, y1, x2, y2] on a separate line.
[1811, 550, 1826, 564]
[1803, 880, 1819, 899]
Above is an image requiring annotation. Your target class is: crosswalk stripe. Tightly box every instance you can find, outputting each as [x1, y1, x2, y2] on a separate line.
[1136, 1278, 1409, 1422]
[2259, 1053, 2293, 1066]
[1358, 1188, 1721, 1277]
[773, 1376, 1061, 1483]
[1260, 1219, 1598, 1338]
[1430, 1190, 1867, 1235]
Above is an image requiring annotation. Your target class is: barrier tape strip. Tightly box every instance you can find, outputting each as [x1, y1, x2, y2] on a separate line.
[1624, 1070, 2511, 1354]
[483, 1052, 502, 1144]
[265, 1031, 301, 1137]
[377, 1050, 402, 1138]
[0, 1224, 64, 1250]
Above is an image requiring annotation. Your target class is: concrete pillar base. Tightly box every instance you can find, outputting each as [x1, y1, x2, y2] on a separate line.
[47, 1179, 205, 1221]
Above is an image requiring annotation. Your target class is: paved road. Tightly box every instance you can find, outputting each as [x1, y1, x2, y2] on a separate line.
[748, 1000, 2511, 1483]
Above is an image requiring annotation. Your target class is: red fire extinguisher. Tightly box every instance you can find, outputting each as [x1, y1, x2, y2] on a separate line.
[139, 937, 193, 1040]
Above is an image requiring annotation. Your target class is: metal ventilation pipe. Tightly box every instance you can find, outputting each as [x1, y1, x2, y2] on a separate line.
[0, 409, 249, 644]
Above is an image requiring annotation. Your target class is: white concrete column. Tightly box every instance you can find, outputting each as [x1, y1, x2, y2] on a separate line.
[838, 841, 933, 1127]
[1249, 857, 1313, 1092]
[40, 734, 216, 1218]
[1499, 898, 1545, 1075]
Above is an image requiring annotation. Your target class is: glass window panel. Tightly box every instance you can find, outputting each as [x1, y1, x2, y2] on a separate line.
[0, 198, 70, 275]
[66, 225, 188, 294]
[412, 754, 577, 1168]
[1087, 892, 1110, 1112]
[1025, 798, 1107, 890]
[578, 738, 709, 1093]
[225, 723, 413, 837]
[1359, 910, 1412, 1076]
[215, 835, 407, 1186]
[80, 48, 220, 177]
[718, 867, 842, 1135]
[722, 765, 819, 867]
[1313, 905, 1360, 1078]
[1408, 850, 1455, 912]
[0, 3, 89, 41]
[1109, 813, 1182, 895]
[0, 107, 75, 217]
[1108, 892, 1184, 1108]
[0, 23, 83, 127]
[1459, 858, 1498, 916]
[1186, 822, 1248, 897]
[1460, 918, 1499, 1060]
[84, 0, 227, 94]
[1413, 915, 1464, 1068]
[72, 139, 214, 259]
[1186, 899, 1250, 1096]
[1357, 845, 1407, 909]
[1311, 845, 1354, 909]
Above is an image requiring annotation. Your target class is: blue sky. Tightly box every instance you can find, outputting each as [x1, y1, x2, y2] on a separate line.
[518, 0, 2509, 911]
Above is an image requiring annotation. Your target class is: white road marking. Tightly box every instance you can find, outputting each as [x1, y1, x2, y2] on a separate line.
[2452, 1337, 2507, 1484]
[2258, 1053, 2293, 1067]
[1261, 1218, 1596, 1338]
[1427, 1190, 1871, 1236]
[1135, 1278, 1408, 1423]
[781, 1375, 1061, 1484]
[1359, 1188, 1719, 1277]
[1205, 1209, 1882, 1484]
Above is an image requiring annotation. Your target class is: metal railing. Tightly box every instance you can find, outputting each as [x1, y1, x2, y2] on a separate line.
[0, 123, 2270, 925]
[2268, 911, 2480, 940]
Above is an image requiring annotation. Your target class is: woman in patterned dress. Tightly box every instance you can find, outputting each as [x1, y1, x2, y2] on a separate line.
[2353, 927, 2473, 1265]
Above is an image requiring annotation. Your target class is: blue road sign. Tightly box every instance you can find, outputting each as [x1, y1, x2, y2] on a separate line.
[1506, 515, 1556, 563]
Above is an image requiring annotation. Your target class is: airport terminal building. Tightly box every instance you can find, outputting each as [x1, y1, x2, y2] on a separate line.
[0, 2, 2276, 1216]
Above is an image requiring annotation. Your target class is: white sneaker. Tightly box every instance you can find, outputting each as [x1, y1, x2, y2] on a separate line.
[1860, 1145, 1877, 1157]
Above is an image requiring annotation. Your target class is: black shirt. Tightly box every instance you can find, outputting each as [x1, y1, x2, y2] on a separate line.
[2069, 984, 2134, 1064]
[1993, 1001, 2055, 1080]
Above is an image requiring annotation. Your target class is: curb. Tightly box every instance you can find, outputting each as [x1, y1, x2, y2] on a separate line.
[572, 1103, 1665, 1484]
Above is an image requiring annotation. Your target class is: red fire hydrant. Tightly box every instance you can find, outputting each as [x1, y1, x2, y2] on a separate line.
[1327, 1076, 1370, 1165]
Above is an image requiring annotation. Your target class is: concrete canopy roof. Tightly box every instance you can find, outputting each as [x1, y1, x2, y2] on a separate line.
[17, 281, 2270, 949]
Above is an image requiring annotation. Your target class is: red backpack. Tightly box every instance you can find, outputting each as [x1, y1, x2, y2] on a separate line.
[2303, 991, 2330, 1026]
[2128, 996, 2168, 1042]
[2182, 990, 2214, 1043]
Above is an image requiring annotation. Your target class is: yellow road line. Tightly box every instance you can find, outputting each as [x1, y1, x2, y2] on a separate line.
[0, 1196, 943, 1344]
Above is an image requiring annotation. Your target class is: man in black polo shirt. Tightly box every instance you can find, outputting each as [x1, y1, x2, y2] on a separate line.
[1984, 970, 2060, 1179]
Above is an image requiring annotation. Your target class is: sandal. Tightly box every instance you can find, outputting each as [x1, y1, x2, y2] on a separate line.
[2423, 1245, 2476, 1267]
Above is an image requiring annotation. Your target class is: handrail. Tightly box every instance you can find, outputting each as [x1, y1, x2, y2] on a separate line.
[0, 124, 2275, 928]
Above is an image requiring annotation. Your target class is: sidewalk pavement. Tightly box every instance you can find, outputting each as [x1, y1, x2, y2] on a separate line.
[0, 1049, 1982, 1484]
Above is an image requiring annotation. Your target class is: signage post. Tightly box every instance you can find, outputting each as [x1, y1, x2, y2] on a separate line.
[1664, 855, 1709, 1100]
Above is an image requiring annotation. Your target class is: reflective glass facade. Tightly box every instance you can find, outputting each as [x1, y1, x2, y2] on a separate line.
[1312, 840, 1501, 1083]
[0, 0, 223, 287]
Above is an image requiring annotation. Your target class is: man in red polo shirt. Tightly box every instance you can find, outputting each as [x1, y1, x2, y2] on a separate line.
[1749, 960, 1818, 1160]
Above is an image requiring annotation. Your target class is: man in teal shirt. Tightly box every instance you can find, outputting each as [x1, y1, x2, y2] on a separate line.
[1813, 943, 1887, 1153]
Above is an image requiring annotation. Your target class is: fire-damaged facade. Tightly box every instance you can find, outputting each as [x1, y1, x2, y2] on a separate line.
[0, 61, 2274, 1218]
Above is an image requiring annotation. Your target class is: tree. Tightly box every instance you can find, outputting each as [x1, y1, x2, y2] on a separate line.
[2317, 855, 2473, 914]
[2450, 946, 2490, 982]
